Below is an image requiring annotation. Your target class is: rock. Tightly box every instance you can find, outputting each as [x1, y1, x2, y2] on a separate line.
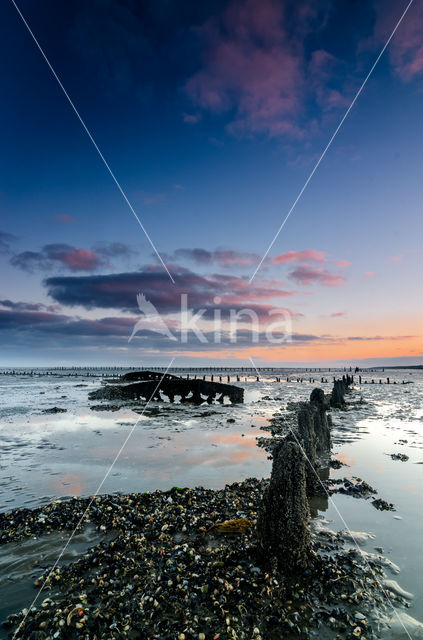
[90, 404, 121, 412]
[390, 453, 409, 461]
[256, 439, 310, 573]
[372, 498, 395, 511]
[42, 407, 67, 414]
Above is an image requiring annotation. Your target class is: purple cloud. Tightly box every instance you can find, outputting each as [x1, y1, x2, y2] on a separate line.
[168, 247, 329, 268]
[288, 264, 346, 287]
[370, 0, 423, 82]
[44, 265, 294, 313]
[0, 299, 60, 312]
[11, 244, 104, 272]
[185, 0, 304, 138]
[10, 242, 136, 273]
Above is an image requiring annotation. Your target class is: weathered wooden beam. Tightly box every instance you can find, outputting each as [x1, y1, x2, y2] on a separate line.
[257, 439, 310, 573]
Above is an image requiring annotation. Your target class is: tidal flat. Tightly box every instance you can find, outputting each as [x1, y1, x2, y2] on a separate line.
[0, 367, 422, 639]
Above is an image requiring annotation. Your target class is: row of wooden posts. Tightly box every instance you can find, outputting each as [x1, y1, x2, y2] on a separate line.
[0, 371, 410, 384]
[257, 376, 353, 571]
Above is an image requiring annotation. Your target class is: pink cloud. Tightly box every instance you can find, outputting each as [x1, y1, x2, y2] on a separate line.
[172, 248, 260, 267]
[209, 273, 293, 302]
[214, 250, 257, 267]
[362, 271, 375, 280]
[184, 0, 356, 139]
[288, 264, 346, 287]
[169, 247, 327, 268]
[54, 214, 76, 223]
[59, 248, 102, 271]
[389, 253, 404, 262]
[11, 244, 104, 272]
[185, 0, 305, 138]
[309, 50, 351, 112]
[336, 259, 352, 268]
[10, 242, 135, 273]
[331, 312, 346, 317]
[271, 249, 327, 264]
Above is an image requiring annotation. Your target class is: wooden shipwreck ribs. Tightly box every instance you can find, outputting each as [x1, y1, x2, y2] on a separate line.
[257, 377, 353, 573]
[89, 370, 244, 405]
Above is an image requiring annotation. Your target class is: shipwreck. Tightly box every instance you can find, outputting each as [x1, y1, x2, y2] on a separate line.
[89, 370, 244, 405]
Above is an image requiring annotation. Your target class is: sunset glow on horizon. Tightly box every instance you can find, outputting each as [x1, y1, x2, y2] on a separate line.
[1, 0, 422, 366]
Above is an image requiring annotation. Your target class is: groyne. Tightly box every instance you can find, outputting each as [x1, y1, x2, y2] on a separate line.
[257, 377, 352, 572]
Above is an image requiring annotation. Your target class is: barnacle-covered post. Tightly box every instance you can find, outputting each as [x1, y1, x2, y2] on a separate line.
[257, 439, 310, 573]
[310, 388, 331, 454]
[330, 379, 347, 408]
[330, 376, 353, 409]
[296, 403, 318, 494]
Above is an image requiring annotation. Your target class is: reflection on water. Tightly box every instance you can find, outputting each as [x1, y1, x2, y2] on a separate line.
[309, 493, 329, 516]
[0, 376, 282, 511]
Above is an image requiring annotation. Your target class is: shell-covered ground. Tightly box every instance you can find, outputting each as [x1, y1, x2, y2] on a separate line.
[0, 478, 413, 640]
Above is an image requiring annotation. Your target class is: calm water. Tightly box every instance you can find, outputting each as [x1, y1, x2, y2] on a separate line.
[0, 367, 422, 637]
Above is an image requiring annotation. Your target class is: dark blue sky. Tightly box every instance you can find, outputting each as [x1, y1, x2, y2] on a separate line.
[1, 0, 422, 365]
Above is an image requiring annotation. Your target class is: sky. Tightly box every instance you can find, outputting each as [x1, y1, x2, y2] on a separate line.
[0, 0, 422, 367]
